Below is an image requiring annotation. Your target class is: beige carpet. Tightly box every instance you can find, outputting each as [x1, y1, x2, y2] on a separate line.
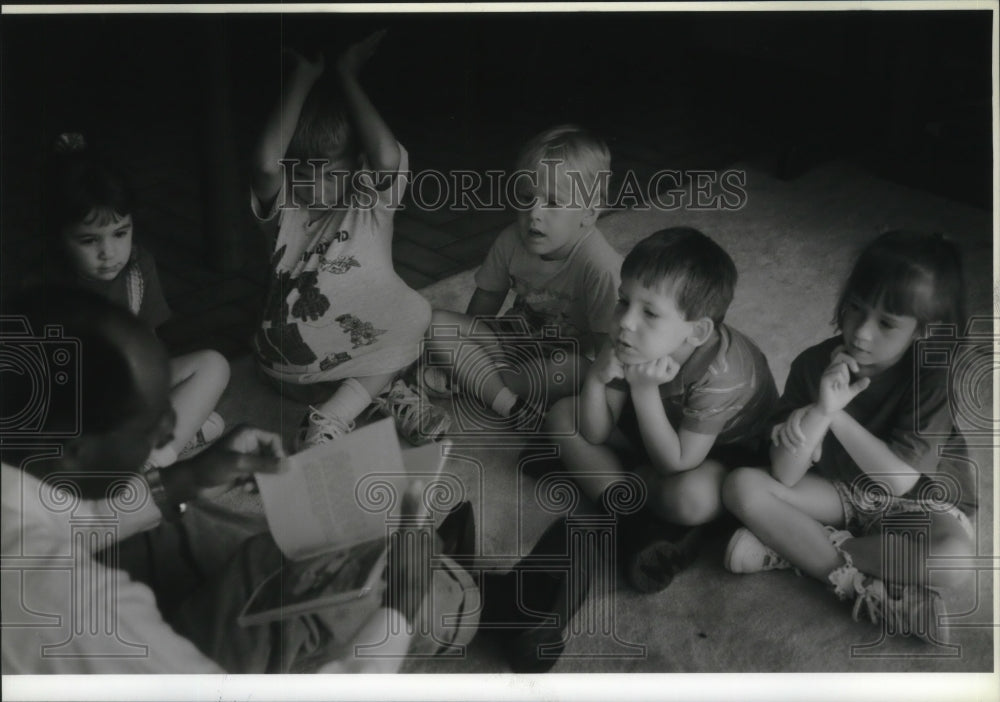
[215, 160, 994, 672]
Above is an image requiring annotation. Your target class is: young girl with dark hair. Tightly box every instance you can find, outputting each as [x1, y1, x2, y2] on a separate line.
[722, 231, 976, 645]
[40, 133, 230, 467]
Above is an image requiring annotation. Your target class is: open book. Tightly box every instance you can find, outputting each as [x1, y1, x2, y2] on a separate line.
[239, 418, 449, 626]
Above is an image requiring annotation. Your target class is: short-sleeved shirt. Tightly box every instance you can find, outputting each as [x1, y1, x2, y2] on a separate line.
[251, 145, 431, 383]
[775, 336, 977, 516]
[613, 323, 778, 451]
[1, 463, 223, 673]
[474, 224, 622, 358]
[72, 244, 171, 329]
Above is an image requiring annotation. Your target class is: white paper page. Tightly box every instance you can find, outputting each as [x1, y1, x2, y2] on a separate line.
[255, 418, 407, 560]
[255, 418, 449, 560]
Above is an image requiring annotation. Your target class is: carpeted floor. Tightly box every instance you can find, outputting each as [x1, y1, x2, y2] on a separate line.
[213, 160, 994, 673]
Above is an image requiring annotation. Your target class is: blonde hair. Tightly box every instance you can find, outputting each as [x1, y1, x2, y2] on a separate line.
[287, 79, 358, 162]
[515, 124, 612, 209]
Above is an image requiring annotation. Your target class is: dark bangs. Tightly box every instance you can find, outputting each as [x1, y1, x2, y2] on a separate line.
[835, 231, 965, 330]
[45, 153, 133, 238]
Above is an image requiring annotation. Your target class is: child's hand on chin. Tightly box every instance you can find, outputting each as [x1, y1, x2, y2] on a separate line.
[818, 351, 870, 415]
[590, 341, 626, 385]
[830, 344, 858, 367]
[624, 355, 680, 388]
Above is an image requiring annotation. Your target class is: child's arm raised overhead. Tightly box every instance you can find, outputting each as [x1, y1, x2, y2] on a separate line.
[337, 30, 401, 179]
[579, 342, 628, 443]
[627, 357, 717, 473]
[252, 49, 324, 209]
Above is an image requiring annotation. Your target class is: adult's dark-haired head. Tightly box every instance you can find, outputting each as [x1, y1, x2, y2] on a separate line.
[1, 287, 174, 497]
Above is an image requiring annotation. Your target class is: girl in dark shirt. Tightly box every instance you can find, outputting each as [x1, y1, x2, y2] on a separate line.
[40, 134, 230, 466]
[722, 231, 976, 646]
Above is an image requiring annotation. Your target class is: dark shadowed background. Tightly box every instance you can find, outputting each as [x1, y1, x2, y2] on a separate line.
[0, 6, 994, 679]
[2, 11, 991, 353]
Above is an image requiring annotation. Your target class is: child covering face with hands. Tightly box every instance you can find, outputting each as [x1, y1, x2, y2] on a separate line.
[250, 31, 448, 449]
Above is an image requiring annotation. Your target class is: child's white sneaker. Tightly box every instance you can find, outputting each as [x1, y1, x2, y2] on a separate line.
[295, 406, 355, 451]
[178, 412, 226, 460]
[418, 365, 457, 399]
[829, 564, 948, 645]
[370, 379, 451, 446]
[724, 527, 793, 574]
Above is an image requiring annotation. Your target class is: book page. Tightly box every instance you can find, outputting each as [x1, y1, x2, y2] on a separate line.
[254, 418, 447, 560]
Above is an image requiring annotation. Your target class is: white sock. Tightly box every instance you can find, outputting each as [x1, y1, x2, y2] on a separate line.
[491, 387, 519, 417]
[317, 377, 373, 422]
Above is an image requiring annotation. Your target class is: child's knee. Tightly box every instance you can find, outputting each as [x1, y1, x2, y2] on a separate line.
[175, 349, 230, 389]
[651, 473, 723, 526]
[721, 466, 772, 518]
[929, 529, 977, 590]
[199, 349, 231, 387]
[658, 490, 719, 526]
